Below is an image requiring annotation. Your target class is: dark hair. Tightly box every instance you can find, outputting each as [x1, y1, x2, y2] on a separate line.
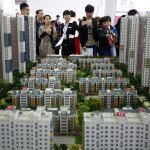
[105, 16, 111, 22]
[83, 16, 86, 21]
[95, 16, 100, 21]
[115, 15, 126, 27]
[51, 20, 56, 24]
[99, 16, 109, 25]
[43, 15, 51, 20]
[20, 3, 29, 10]
[63, 10, 70, 17]
[128, 9, 138, 16]
[36, 9, 43, 15]
[56, 15, 60, 18]
[43, 15, 51, 25]
[70, 10, 76, 17]
[85, 4, 94, 13]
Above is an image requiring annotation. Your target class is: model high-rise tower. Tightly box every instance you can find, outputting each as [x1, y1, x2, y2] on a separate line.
[0, 12, 13, 83]
[28, 16, 36, 62]
[11, 14, 26, 73]
[141, 14, 150, 88]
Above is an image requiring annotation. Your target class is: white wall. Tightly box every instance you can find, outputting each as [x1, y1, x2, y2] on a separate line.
[0, 0, 15, 14]
[27, 0, 106, 21]
[116, 0, 150, 15]
[104, 0, 117, 25]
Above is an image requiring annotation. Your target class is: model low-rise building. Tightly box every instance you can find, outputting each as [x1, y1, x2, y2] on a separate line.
[30, 68, 76, 83]
[91, 63, 115, 70]
[92, 69, 122, 78]
[47, 106, 77, 135]
[41, 58, 67, 64]
[37, 62, 77, 70]
[21, 76, 61, 90]
[12, 88, 77, 109]
[99, 89, 137, 108]
[79, 77, 129, 95]
[79, 58, 111, 68]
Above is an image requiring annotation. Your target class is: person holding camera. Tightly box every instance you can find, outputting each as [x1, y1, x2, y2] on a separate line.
[79, 4, 98, 56]
[38, 15, 57, 57]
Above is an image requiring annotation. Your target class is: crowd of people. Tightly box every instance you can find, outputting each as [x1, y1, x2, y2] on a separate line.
[20, 3, 139, 57]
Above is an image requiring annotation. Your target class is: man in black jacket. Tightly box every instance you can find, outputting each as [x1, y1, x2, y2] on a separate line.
[79, 4, 98, 56]
[97, 16, 111, 56]
[35, 9, 44, 56]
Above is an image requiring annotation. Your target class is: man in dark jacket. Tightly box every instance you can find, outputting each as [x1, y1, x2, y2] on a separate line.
[55, 15, 61, 38]
[79, 4, 98, 56]
[97, 16, 112, 56]
[20, 3, 30, 16]
[35, 9, 44, 56]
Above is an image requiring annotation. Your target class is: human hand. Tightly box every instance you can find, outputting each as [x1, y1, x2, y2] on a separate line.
[86, 20, 92, 27]
[46, 29, 51, 35]
[81, 21, 87, 26]
[83, 46, 86, 51]
[107, 25, 110, 30]
[106, 34, 111, 38]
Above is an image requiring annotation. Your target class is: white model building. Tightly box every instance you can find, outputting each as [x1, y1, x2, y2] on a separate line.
[127, 16, 139, 74]
[0, 12, 13, 83]
[28, 16, 36, 62]
[0, 106, 54, 150]
[84, 108, 150, 150]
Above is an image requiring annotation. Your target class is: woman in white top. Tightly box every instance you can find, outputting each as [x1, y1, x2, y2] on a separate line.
[60, 10, 79, 57]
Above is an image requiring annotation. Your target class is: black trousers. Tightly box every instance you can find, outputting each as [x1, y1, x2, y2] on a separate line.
[62, 39, 76, 56]
[36, 35, 41, 56]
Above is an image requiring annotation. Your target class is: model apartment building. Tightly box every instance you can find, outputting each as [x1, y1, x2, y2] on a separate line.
[0, 106, 54, 150]
[119, 14, 150, 92]
[79, 58, 111, 68]
[0, 12, 13, 83]
[21, 76, 61, 90]
[30, 68, 76, 83]
[11, 14, 26, 73]
[84, 108, 150, 150]
[119, 16, 129, 64]
[28, 16, 36, 62]
[141, 15, 150, 89]
[12, 88, 77, 109]
[69, 54, 85, 61]
[40, 58, 67, 64]
[37, 62, 77, 70]
[48, 106, 77, 135]
[91, 63, 115, 70]
[92, 69, 122, 78]
[99, 89, 137, 108]
[119, 15, 150, 77]
[79, 77, 129, 95]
